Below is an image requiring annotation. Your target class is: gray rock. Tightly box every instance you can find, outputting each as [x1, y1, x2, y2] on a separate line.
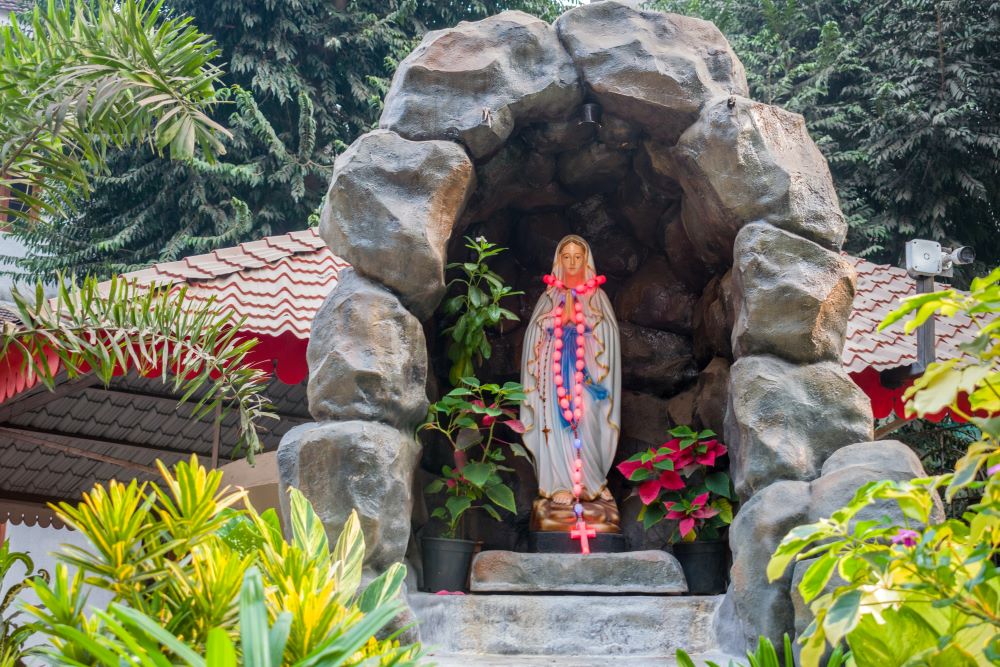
[728, 480, 811, 653]
[812, 440, 945, 525]
[733, 223, 856, 364]
[726, 355, 873, 500]
[693, 356, 730, 436]
[557, 141, 631, 195]
[465, 141, 573, 222]
[410, 591, 723, 655]
[598, 114, 641, 150]
[620, 322, 698, 394]
[319, 130, 475, 319]
[380, 11, 582, 159]
[277, 420, 420, 574]
[566, 195, 646, 278]
[692, 275, 735, 365]
[734, 442, 939, 657]
[663, 214, 712, 293]
[613, 167, 676, 249]
[307, 270, 428, 428]
[514, 211, 573, 272]
[620, 390, 672, 449]
[671, 96, 848, 267]
[614, 254, 697, 335]
[521, 119, 594, 155]
[555, 2, 747, 143]
[620, 495, 677, 551]
[668, 387, 697, 427]
[470, 550, 687, 593]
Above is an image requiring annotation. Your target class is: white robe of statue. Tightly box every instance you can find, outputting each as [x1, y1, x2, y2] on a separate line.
[520, 235, 621, 501]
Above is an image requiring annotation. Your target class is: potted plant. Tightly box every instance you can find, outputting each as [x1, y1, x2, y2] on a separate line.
[617, 425, 735, 594]
[420, 377, 527, 592]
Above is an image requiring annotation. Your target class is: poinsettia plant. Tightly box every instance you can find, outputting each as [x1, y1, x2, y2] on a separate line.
[422, 377, 528, 539]
[617, 425, 735, 541]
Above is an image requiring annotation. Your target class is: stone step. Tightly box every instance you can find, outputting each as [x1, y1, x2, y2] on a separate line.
[470, 550, 687, 594]
[425, 651, 739, 666]
[410, 593, 723, 657]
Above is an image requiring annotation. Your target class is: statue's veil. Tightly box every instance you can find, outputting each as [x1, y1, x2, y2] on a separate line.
[549, 234, 597, 284]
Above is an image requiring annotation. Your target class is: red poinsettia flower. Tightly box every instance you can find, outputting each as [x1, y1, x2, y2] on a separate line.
[638, 470, 685, 504]
[616, 457, 646, 479]
[660, 438, 696, 470]
[694, 439, 727, 466]
[665, 492, 720, 539]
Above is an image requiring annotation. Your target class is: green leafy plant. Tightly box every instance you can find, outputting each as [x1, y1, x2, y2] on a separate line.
[767, 267, 1000, 666]
[0, 540, 49, 667]
[618, 426, 735, 541]
[422, 377, 527, 539]
[440, 237, 522, 386]
[2, 274, 274, 460]
[23, 455, 421, 666]
[0, 0, 230, 223]
[675, 633, 847, 667]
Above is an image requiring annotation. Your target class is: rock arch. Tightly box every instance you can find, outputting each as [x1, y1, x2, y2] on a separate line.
[279, 0, 879, 651]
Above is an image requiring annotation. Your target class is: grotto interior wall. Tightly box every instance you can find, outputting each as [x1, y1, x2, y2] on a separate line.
[417, 116, 737, 552]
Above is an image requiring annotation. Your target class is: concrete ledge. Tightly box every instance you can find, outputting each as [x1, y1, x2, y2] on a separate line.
[410, 592, 723, 656]
[470, 549, 687, 594]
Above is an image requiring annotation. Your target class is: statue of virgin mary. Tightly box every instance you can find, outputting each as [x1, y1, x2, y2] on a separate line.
[520, 234, 621, 533]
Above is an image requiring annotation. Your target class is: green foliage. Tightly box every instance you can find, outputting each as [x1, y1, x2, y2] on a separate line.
[2, 274, 274, 461]
[5, 0, 572, 279]
[619, 426, 734, 541]
[441, 237, 523, 387]
[0, 0, 229, 223]
[766, 267, 1000, 666]
[422, 378, 528, 539]
[0, 540, 49, 667]
[675, 633, 846, 667]
[648, 0, 1000, 271]
[24, 456, 421, 666]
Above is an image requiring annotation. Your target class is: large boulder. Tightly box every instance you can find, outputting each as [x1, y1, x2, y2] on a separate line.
[555, 2, 747, 143]
[307, 270, 428, 428]
[670, 96, 848, 267]
[732, 223, 856, 364]
[319, 130, 475, 320]
[692, 273, 735, 364]
[556, 141, 631, 195]
[277, 420, 420, 573]
[728, 441, 941, 653]
[463, 141, 573, 223]
[725, 355, 873, 499]
[727, 480, 811, 653]
[380, 11, 582, 160]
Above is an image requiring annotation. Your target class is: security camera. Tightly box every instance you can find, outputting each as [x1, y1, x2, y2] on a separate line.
[905, 240, 975, 278]
[945, 246, 975, 266]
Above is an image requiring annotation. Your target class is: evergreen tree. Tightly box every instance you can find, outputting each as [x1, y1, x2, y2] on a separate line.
[7, 0, 571, 278]
[652, 0, 1000, 270]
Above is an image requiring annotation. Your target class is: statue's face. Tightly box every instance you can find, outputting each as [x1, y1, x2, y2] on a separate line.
[559, 241, 586, 279]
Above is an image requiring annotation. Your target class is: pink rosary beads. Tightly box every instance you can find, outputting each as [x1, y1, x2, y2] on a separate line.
[542, 272, 607, 554]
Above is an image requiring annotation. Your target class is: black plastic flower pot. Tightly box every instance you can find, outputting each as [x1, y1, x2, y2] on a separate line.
[421, 536, 477, 593]
[672, 540, 729, 595]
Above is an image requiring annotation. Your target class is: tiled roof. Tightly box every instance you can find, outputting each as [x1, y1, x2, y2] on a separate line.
[842, 256, 980, 375]
[0, 1, 27, 11]
[125, 229, 348, 339]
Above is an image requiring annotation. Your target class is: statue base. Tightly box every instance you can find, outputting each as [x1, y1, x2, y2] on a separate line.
[530, 496, 621, 533]
[528, 531, 626, 553]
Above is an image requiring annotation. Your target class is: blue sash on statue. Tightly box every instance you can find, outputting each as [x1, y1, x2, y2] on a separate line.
[551, 325, 608, 430]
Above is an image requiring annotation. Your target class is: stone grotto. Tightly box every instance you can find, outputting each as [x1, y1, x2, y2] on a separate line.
[277, 1, 934, 660]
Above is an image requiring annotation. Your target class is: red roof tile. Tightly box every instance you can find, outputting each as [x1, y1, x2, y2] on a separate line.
[842, 256, 984, 374]
[118, 229, 987, 375]
[124, 228, 348, 339]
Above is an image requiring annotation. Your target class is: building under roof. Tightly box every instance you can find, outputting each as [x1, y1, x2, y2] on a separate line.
[0, 228, 985, 526]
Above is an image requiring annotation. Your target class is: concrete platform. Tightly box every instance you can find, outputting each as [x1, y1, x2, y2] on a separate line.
[470, 550, 687, 594]
[410, 592, 723, 657]
[425, 651, 739, 666]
